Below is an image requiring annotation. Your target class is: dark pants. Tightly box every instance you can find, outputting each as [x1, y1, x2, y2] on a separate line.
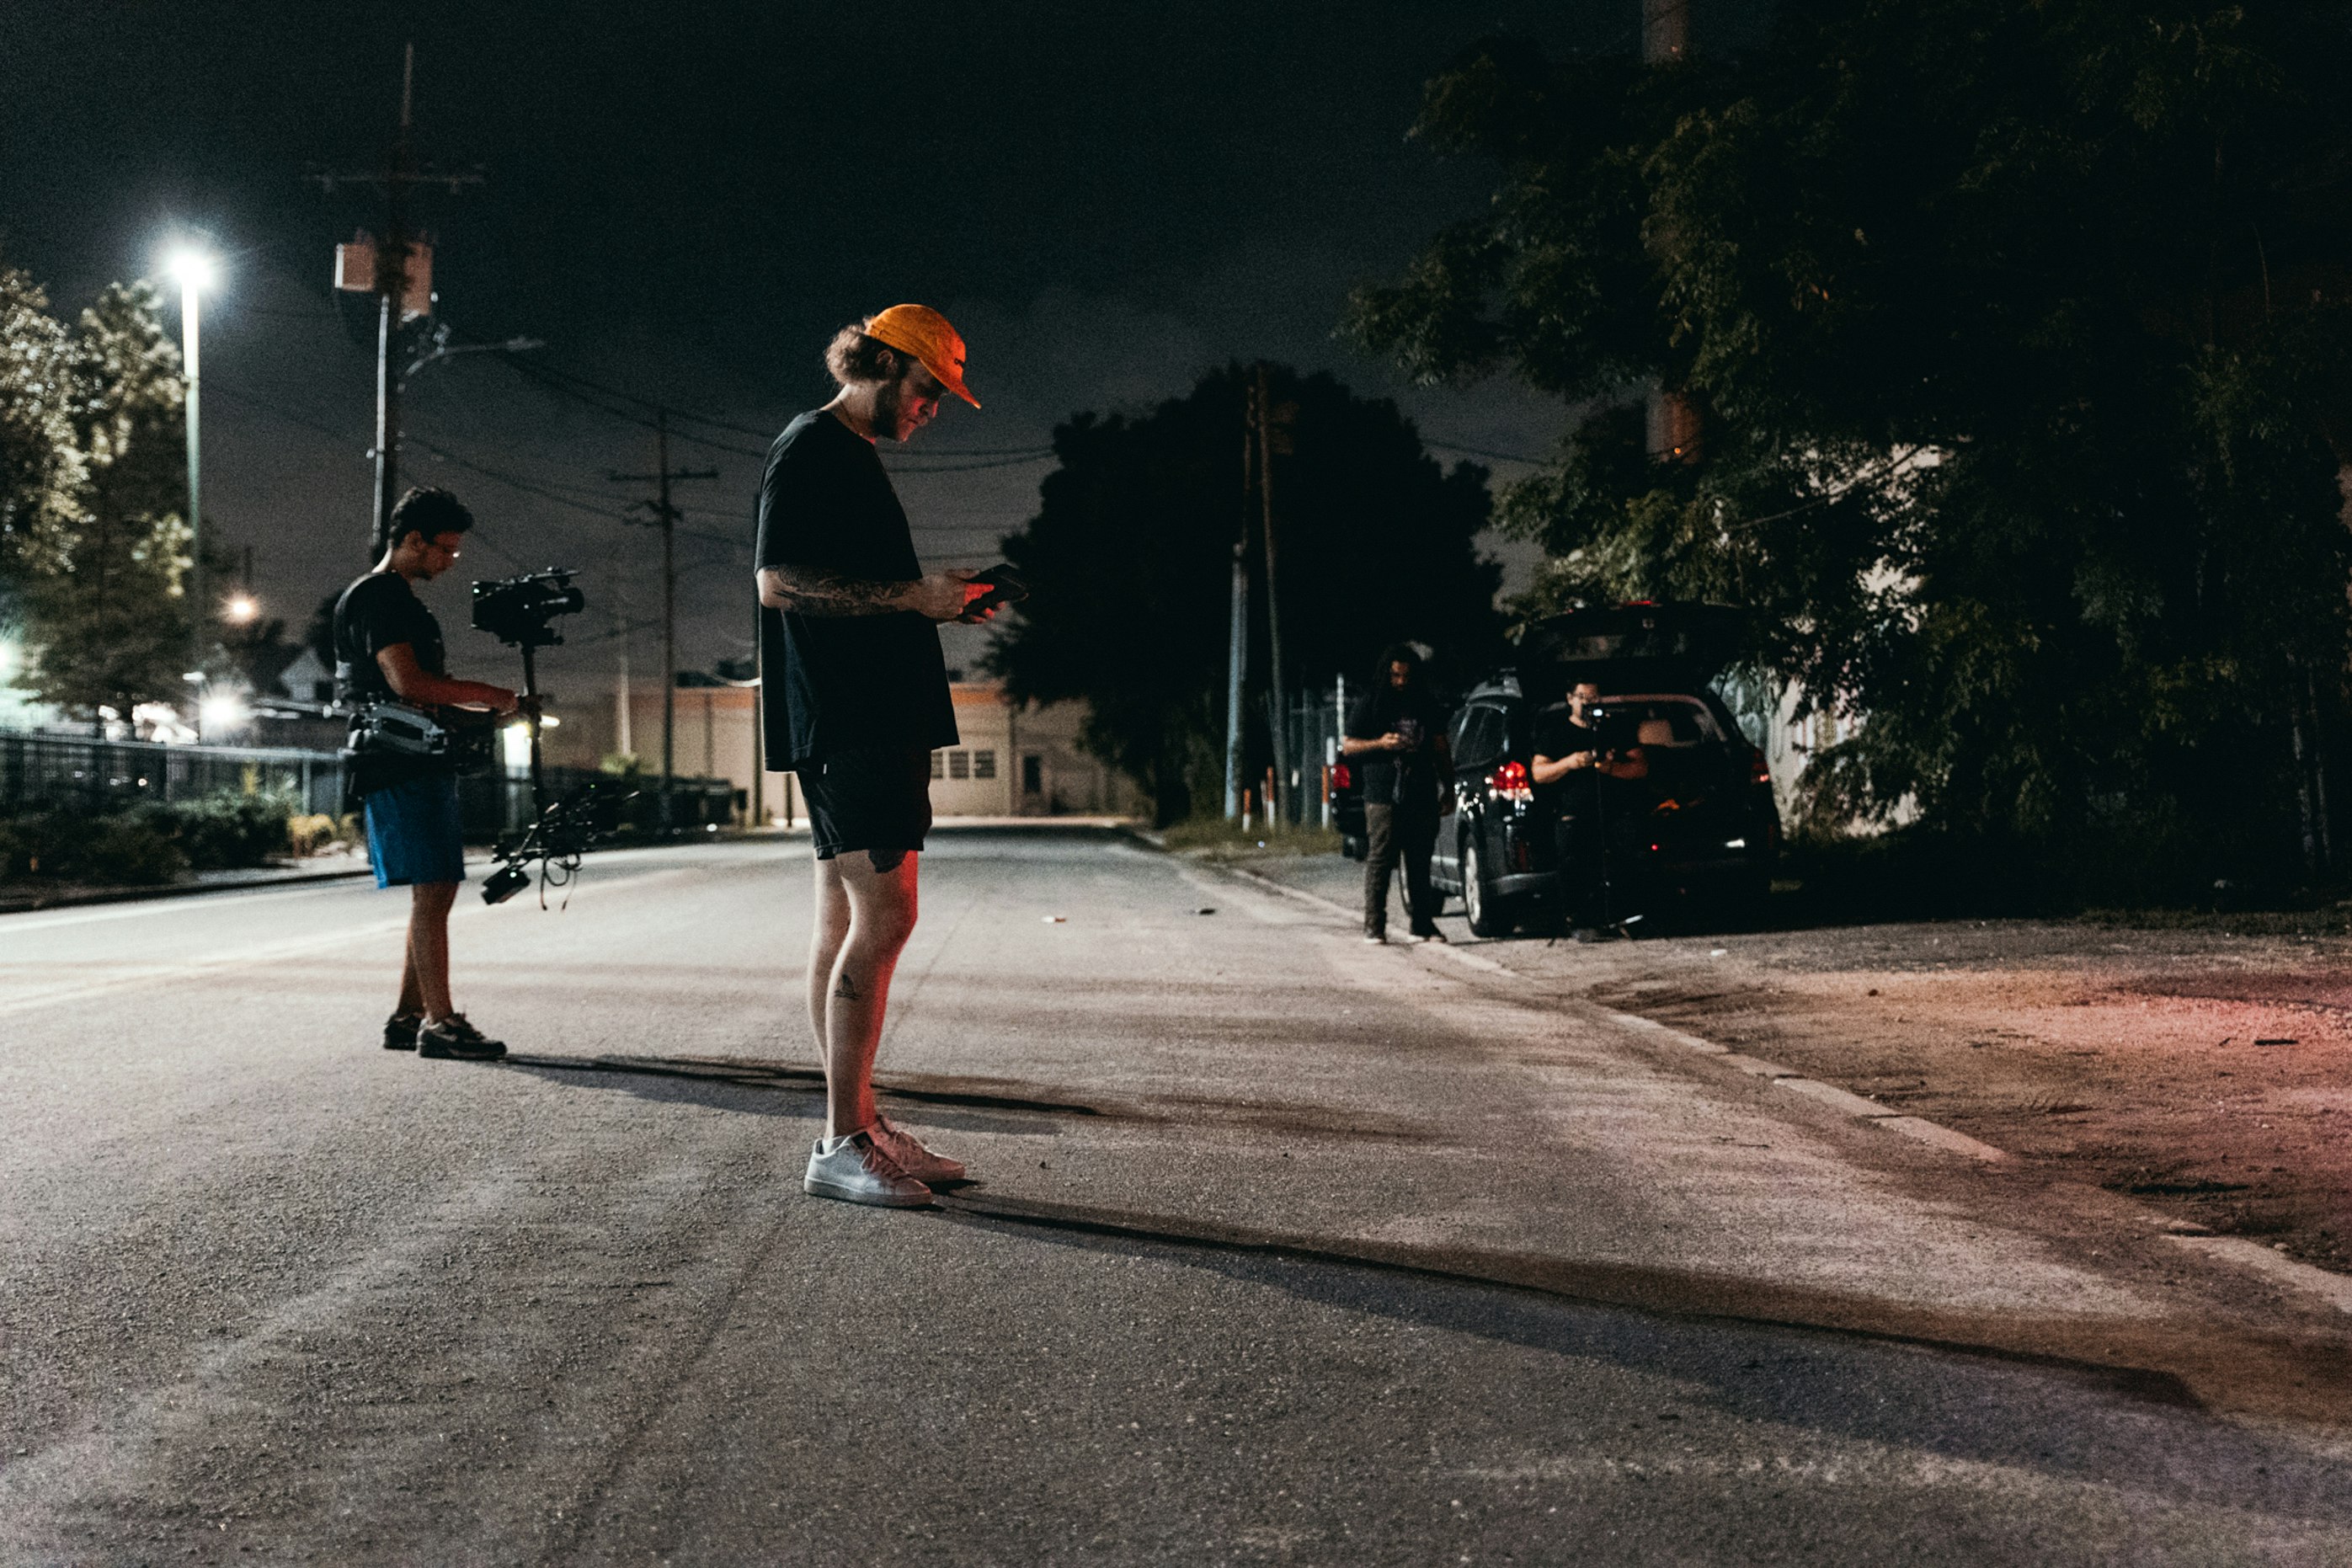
[1364, 803, 1439, 936]
[1555, 779, 1634, 925]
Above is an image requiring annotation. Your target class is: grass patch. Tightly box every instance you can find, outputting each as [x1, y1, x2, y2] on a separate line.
[1158, 814, 1341, 860]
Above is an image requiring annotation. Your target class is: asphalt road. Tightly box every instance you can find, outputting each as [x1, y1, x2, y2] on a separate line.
[4, 829, 2350, 1565]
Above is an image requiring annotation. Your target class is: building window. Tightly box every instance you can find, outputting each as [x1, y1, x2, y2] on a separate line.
[949, 750, 970, 780]
[930, 751, 944, 780]
[1022, 754, 1043, 794]
[973, 749, 995, 780]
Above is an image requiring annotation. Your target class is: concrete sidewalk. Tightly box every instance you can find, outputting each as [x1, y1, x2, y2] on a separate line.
[1232, 847, 2352, 1286]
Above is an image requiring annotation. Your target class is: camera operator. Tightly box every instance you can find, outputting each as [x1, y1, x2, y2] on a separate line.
[335, 487, 523, 1059]
[1341, 643, 1453, 943]
[756, 305, 991, 1208]
[1530, 680, 1649, 941]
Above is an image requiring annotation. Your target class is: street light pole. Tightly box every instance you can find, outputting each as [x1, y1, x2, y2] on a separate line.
[166, 248, 216, 678]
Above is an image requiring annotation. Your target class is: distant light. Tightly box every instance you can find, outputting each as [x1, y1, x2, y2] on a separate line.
[224, 593, 259, 624]
[1724, 837, 1747, 850]
[182, 670, 205, 684]
[164, 247, 217, 291]
[199, 693, 247, 730]
[502, 723, 532, 769]
[541, 714, 561, 729]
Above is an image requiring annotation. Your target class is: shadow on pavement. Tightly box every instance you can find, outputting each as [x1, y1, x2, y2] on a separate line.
[935, 1190, 2352, 1433]
[497, 1053, 1439, 1144]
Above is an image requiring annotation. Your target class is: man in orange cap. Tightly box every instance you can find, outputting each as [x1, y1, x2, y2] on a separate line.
[755, 306, 989, 1208]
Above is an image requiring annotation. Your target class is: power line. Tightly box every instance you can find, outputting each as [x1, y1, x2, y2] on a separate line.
[519, 357, 1055, 456]
[1423, 435, 1548, 465]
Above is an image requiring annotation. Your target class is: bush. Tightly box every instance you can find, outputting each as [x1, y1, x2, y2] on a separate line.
[161, 789, 296, 871]
[76, 814, 188, 885]
[0, 808, 188, 885]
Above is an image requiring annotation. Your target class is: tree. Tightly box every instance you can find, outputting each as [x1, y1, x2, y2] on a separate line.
[988, 364, 1500, 824]
[1350, 3, 2352, 892]
[0, 261, 83, 599]
[17, 280, 194, 720]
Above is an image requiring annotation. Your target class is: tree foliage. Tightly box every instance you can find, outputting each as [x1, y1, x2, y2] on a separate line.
[1350, 3, 2352, 888]
[0, 266, 195, 720]
[988, 365, 1500, 824]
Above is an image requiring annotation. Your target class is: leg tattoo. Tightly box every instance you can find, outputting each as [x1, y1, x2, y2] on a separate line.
[868, 847, 906, 874]
[834, 970, 861, 1000]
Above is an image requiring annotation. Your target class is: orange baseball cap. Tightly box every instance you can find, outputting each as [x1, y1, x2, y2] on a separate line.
[861, 303, 980, 409]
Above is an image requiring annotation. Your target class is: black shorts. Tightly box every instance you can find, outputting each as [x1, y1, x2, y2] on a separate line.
[797, 746, 934, 861]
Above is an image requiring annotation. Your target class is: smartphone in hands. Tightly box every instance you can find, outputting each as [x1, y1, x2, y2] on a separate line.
[963, 564, 1030, 619]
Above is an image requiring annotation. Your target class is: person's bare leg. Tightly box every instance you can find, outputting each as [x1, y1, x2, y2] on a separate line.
[820, 849, 920, 1139]
[808, 856, 853, 1055]
[408, 880, 460, 1022]
[394, 918, 424, 1016]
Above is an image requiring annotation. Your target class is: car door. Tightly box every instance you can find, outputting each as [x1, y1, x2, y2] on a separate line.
[1432, 706, 1477, 889]
[1450, 704, 1507, 883]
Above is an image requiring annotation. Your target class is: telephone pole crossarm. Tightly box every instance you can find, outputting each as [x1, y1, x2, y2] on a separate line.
[610, 409, 718, 833]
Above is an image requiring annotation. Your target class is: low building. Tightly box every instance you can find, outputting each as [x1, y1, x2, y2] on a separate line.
[543, 676, 1133, 823]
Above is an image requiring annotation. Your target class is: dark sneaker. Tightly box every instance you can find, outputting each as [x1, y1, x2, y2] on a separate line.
[383, 1011, 421, 1051]
[1407, 927, 1448, 944]
[417, 1013, 506, 1060]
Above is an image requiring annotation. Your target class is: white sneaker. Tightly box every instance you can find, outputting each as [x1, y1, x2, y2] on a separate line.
[803, 1129, 933, 1208]
[872, 1113, 967, 1184]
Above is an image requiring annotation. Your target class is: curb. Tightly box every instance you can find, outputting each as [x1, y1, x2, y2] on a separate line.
[1211, 858, 2352, 1317]
[0, 861, 375, 915]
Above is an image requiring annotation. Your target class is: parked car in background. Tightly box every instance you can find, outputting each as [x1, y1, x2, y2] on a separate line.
[1430, 604, 1779, 936]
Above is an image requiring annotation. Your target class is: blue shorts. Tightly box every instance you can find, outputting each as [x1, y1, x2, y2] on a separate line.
[364, 773, 467, 888]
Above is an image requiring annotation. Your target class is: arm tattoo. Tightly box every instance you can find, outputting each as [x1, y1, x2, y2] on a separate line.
[760, 564, 909, 618]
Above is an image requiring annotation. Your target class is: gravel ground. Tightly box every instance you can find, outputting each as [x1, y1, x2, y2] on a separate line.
[1236, 849, 2352, 1278]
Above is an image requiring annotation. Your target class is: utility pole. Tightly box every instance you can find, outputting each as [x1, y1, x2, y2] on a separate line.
[749, 589, 765, 827]
[1255, 365, 1298, 824]
[1641, 0, 1701, 467]
[1224, 381, 1253, 819]
[613, 559, 632, 760]
[610, 408, 715, 833]
[315, 43, 482, 553]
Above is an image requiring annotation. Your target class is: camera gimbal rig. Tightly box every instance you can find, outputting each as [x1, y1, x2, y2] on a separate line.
[471, 569, 634, 906]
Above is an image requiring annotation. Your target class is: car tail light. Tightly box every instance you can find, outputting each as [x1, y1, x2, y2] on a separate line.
[1331, 762, 1352, 791]
[1748, 745, 1771, 787]
[1488, 759, 1533, 803]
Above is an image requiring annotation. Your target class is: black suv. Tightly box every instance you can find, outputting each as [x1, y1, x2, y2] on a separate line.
[1430, 604, 1779, 936]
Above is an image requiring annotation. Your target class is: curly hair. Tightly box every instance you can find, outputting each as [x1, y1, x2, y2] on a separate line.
[824, 323, 907, 387]
[382, 486, 474, 552]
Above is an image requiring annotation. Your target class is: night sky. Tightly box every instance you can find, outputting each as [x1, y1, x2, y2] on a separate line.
[0, 0, 1766, 709]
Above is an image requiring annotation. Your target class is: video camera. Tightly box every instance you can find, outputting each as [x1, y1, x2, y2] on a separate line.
[467, 568, 629, 906]
[472, 568, 584, 648]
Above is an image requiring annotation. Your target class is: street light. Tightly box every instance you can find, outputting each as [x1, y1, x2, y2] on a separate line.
[225, 592, 259, 625]
[163, 243, 217, 686]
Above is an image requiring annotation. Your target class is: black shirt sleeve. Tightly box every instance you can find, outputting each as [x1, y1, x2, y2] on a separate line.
[758, 420, 856, 573]
[1344, 694, 1384, 741]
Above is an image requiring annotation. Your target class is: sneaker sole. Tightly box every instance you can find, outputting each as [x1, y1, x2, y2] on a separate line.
[418, 1044, 506, 1060]
[803, 1175, 934, 1208]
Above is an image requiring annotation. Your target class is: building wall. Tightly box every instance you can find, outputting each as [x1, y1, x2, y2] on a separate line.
[542, 678, 1131, 823]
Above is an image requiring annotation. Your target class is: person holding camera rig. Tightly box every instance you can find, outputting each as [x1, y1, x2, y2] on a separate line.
[335, 486, 524, 1059]
[756, 305, 993, 1208]
[1530, 680, 1650, 941]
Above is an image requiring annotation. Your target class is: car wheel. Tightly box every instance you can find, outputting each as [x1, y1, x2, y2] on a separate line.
[1462, 832, 1513, 938]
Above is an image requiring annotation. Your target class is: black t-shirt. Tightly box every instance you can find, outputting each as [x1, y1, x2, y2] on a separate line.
[755, 411, 958, 770]
[1531, 705, 1634, 809]
[333, 570, 451, 792]
[1344, 685, 1447, 809]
